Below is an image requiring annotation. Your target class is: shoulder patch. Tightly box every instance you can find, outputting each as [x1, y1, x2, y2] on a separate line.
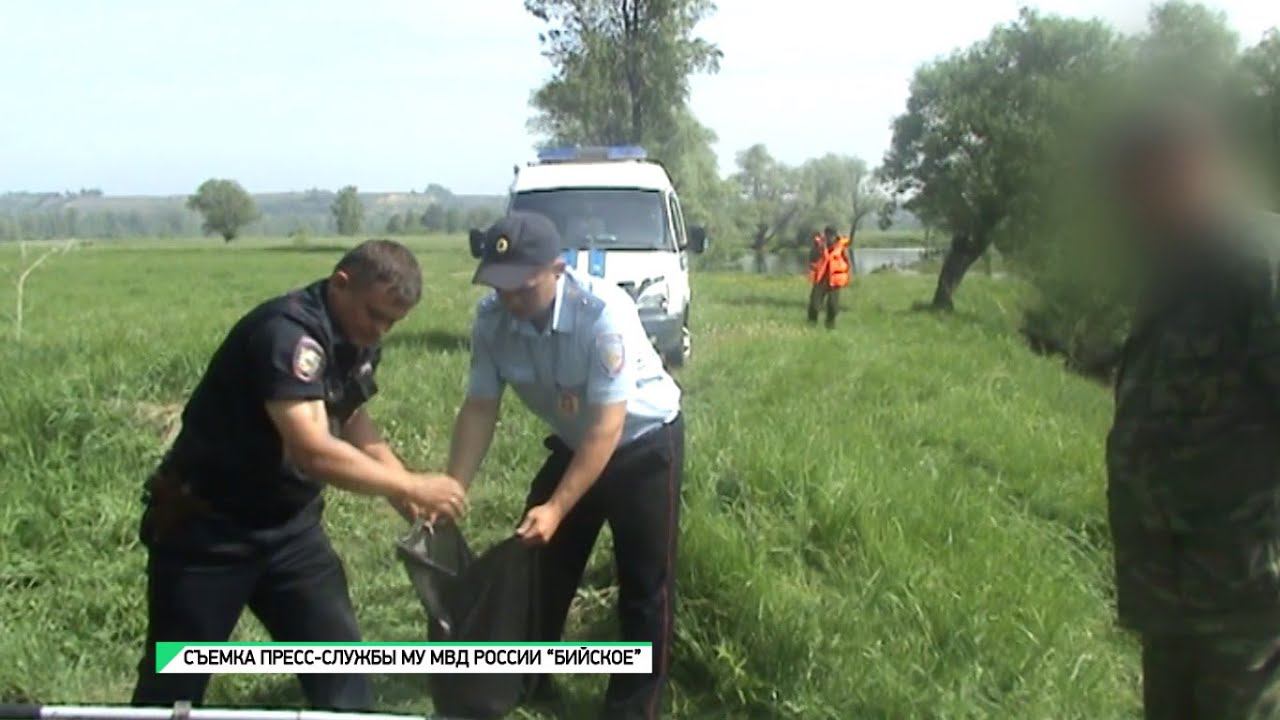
[597, 332, 625, 377]
[292, 336, 325, 382]
[477, 292, 502, 314]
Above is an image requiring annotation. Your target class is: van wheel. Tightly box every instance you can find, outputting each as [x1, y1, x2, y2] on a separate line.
[666, 325, 691, 369]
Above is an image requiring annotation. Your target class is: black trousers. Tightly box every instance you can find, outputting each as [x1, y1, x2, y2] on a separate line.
[130, 504, 372, 711]
[525, 415, 684, 720]
[808, 284, 841, 326]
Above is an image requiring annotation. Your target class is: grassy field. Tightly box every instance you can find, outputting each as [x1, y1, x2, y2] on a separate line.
[0, 235, 1138, 718]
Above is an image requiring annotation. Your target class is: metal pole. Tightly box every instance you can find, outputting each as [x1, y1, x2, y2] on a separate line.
[0, 705, 436, 720]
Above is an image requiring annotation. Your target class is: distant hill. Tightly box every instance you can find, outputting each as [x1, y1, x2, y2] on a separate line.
[0, 187, 507, 240]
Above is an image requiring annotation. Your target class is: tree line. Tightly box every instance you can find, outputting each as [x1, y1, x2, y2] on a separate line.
[0, 183, 502, 242]
[523, 0, 1279, 373]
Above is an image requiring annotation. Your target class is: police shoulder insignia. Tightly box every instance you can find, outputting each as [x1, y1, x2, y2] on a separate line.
[597, 333, 625, 377]
[293, 336, 325, 382]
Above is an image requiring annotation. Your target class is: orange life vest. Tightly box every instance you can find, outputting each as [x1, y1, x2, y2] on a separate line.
[808, 235, 826, 284]
[827, 236, 851, 288]
[809, 235, 852, 288]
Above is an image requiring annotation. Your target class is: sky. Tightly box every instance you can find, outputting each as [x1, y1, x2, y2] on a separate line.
[0, 0, 1274, 197]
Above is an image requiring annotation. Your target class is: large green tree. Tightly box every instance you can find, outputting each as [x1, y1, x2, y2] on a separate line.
[1139, 0, 1239, 90]
[186, 179, 259, 242]
[1243, 30, 1280, 204]
[525, 0, 734, 241]
[330, 185, 364, 236]
[796, 154, 887, 243]
[880, 9, 1122, 310]
[732, 144, 798, 253]
[525, 0, 722, 146]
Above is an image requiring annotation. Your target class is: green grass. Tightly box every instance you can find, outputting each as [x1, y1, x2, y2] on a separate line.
[0, 235, 1139, 718]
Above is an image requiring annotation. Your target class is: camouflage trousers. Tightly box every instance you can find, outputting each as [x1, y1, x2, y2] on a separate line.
[1142, 631, 1280, 719]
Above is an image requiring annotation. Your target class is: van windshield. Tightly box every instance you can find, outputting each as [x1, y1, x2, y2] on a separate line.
[510, 188, 672, 251]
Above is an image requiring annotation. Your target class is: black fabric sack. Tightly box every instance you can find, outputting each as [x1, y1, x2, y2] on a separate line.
[396, 521, 542, 720]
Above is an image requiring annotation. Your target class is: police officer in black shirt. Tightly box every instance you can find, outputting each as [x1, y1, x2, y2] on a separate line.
[130, 239, 466, 711]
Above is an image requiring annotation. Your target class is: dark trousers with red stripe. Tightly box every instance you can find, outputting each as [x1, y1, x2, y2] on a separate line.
[525, 415, 684, 720]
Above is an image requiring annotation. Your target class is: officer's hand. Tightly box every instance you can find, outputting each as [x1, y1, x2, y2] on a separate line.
[390, 496, 424, 524]
[402, 473, 467, 521]
[516, 503, 564, 546]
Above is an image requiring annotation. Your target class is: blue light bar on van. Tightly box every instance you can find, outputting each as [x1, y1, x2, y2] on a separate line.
[536, 145, 649, 163]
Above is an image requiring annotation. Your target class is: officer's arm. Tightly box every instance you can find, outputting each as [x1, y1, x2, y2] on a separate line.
[266, 398, 415, 501]
[540, 319, 630, 513]
[343, 408, 404, 471]
[344, 408, 421, 520]
[248, 319, 406, 499]
[544, 401, 627, 515]
[447, 318, 505, 488]
[447, 396, 501, 489]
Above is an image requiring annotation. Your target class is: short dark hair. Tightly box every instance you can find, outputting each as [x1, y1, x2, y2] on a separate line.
[824, 225, 838, 236]
[335, 239, 422, 305]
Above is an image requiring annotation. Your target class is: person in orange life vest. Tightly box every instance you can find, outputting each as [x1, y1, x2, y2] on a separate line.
[807, 225, 852, 328]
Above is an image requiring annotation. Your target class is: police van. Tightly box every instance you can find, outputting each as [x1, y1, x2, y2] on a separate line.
[471, 145, 707, 367]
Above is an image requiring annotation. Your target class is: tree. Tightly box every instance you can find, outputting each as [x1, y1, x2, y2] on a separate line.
[525, 1, 736, 250]
[653, 107, 737, 241]
[1243, 30, 1280, 205]
[386, 214, 404, 234]
[466, 206, 501, 231]
[880, 9, 1121, 310]
[424, 184, 455, 204]
[445, 206, 464, 234]
[731, 144, 798, 253]
[421, 204, 447, 233]
[186, 179, 259, 242]
[330, 185, 364, 236]
[796, 154, 888, 241]
[1139, 0, 1239, 93]
[525, 0, 722, 146]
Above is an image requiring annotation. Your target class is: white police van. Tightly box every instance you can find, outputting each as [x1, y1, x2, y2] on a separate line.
[471, 145, 707, 367]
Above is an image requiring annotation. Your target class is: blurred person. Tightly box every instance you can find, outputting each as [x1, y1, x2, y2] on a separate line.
[445, 211, 684, 720]
[808, 225, 853, 328]
[1104, 102, 1280, 720]
[130, 239, 466, 711]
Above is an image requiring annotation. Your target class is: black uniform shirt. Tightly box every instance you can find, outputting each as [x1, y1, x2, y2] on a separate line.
[165, 279, 381, 528]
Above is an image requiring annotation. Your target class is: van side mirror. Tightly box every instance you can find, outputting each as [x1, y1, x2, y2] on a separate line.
[688, 226, 708, 254]
[468, 228, 486, 259]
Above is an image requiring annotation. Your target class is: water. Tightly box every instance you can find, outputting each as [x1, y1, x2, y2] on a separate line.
[853, 247, 930, 274]
[734, 247, 930, 275]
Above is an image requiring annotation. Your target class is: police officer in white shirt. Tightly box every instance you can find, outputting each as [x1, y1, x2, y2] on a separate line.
[445, 211, 685, 720]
